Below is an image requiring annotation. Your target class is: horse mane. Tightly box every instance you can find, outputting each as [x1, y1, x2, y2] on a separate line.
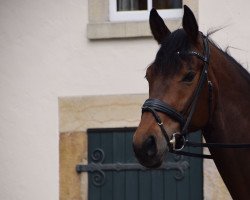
[223, 50, 250, 83]
[207, 31, 250, 83]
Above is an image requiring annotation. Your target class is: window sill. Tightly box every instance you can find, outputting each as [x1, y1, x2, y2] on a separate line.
[87, 19, 181, 39]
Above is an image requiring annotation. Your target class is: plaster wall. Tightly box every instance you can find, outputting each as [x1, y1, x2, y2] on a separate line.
[0, 0, 250, 199]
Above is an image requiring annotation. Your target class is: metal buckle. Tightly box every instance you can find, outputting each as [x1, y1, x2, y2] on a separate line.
[170, 133, 186, 151]
[157, 122, 163, 126]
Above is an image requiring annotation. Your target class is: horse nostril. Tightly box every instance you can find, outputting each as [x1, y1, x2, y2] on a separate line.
[144, 136, 157, 157]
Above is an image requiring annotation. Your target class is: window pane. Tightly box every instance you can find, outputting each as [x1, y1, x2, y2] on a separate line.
[117, 0, 147, 11]
[153, 0, 182, 9]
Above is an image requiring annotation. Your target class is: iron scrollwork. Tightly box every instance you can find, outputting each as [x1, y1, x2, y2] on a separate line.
[86, 148, 106, 186]
[76, 148, 190, 186]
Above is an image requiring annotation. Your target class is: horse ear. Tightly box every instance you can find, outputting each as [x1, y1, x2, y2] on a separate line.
[182, 5, 199, 43]
[150, 8, 171, 44]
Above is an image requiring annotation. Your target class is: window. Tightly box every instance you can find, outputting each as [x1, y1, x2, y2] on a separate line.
[87, 0, 197, 39]
[110, 0, 183, 22]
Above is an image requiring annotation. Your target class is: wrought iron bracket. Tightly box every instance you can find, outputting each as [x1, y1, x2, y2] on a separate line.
[76, 148, 189, 186]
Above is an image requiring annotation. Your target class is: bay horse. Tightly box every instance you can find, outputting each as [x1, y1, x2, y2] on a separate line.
[133, 5, 250, 200]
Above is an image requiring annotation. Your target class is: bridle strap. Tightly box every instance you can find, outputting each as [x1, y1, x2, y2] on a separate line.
[181, 63, 208, 135]
[142, 106, 171, 148]
[143, 99, 185, 127]
[186, 141, 250, 148]
[180, 34, 210, 136]
[172, 150, 212, 159]
[142, 105, 214, 159]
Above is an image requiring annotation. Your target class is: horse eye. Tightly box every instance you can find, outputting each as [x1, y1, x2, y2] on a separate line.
[182, 71, 196, 82]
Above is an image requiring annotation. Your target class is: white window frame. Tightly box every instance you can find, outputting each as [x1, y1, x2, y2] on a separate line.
[109, 0, 183, 22]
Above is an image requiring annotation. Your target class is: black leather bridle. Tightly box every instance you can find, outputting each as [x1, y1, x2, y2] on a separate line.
[142, 34, 250, 159]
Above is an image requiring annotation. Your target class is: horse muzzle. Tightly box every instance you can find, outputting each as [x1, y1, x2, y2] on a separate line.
[133, 133, 168, 168]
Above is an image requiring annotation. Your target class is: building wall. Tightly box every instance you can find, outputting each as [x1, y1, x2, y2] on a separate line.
[0, 0, 250, 199]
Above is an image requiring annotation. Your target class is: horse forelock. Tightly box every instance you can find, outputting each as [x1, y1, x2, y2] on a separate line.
[151, 29, 192, 77]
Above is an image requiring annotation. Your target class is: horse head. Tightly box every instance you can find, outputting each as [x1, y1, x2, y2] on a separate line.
[133, 6, 212, 168]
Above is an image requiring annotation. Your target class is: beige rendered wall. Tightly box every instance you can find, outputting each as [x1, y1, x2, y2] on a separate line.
[1, 0, 250, 200]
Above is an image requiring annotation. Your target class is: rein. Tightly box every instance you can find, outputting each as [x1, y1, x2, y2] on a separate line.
[142, 34, 250, 159]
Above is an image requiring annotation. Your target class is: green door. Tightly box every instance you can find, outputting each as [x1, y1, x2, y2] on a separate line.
[83, 128, 203, 200]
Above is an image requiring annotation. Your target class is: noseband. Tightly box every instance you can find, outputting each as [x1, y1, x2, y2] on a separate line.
[141, 34, 250, 159]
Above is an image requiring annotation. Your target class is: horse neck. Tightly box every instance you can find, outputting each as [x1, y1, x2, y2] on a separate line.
[204, 43, 250, 199]
[206, 44, 250, 142]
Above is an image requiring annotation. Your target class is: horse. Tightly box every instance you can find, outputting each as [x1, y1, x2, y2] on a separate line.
[133, 5, 250, 200]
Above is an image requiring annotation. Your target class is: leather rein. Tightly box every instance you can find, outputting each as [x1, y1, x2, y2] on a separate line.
[142, 34, 250, 159]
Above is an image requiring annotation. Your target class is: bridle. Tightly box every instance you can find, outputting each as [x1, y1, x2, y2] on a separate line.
[141, 33, 250, 159]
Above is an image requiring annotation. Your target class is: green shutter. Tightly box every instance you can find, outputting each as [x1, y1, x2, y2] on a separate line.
[86, 128, 203, 200]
